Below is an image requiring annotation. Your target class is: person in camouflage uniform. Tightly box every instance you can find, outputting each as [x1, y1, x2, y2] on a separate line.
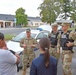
[57, 23, 76, 75]
[48, 23, 60, 60]
[20, 28, 37, 75]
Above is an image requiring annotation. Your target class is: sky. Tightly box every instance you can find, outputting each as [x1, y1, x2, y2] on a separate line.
[0, 0, 43, 17]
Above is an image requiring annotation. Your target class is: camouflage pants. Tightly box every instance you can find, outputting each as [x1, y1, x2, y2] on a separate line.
[62, 50, 73, 75]
[49, 47, 60, 59]
[22, 53, 35, 71]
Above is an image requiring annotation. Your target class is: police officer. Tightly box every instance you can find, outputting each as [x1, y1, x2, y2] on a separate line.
[20, 28, 37, 75]
[57, 23, 76, 75]
[48, 23, 60, 59]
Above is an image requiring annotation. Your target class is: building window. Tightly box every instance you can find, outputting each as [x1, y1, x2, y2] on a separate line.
[35, 23, 39, 26]
[40, 23, 43, 25]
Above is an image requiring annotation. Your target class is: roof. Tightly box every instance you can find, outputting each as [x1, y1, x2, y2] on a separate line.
[0, 14, 41, 22]
[27, 17, 41, 22]
[0, 14, 15, 21]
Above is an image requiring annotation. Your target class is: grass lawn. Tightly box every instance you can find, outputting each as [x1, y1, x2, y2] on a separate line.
[68, 26, 76, 30]
[4, 34, 15, 41]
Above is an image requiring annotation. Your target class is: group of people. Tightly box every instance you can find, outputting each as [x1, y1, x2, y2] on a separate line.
[0, 22, 76, 75]
[48, 22, 76, 75]
[20, 22, 76, 75]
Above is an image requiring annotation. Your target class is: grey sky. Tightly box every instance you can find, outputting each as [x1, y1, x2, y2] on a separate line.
[0, 0, 42, 17]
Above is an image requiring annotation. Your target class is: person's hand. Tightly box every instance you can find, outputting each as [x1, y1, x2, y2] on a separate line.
[15, 53, 20, 64]
[23, 44, 27, 48]
[57, 50, 60, 53]
[66, 42, 74, 47]
[31, 44, 35, 48]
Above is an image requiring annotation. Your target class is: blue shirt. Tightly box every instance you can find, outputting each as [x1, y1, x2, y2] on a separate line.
[30, 54, 57, 75]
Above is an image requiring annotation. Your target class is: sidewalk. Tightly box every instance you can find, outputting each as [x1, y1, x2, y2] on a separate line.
[17, 68, 30, 75]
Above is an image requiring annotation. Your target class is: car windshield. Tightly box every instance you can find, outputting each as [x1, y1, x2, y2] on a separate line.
[12, 32, 36, 42]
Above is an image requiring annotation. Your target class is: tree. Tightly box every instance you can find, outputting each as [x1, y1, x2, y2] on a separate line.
[15, 7, 28, 26]
[60, 0, 76, 21]
[38, 0, 59, 24]
[61, 0, 72, 19]
[57, 0, 76, 20]
[38, 0, 66, 24]
[38, 0, 76, 23]
[71, 0, 76, 22]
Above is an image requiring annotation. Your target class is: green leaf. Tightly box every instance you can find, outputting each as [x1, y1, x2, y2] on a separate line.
[15, 7, 28, 26]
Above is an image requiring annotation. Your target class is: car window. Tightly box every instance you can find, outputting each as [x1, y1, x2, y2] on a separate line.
[12, 32, 36, 42]
[12, 33, 26, 42]
[43, 32, 49, 37]
[31, 34, 36, 39]
[36, 33, 44, 39]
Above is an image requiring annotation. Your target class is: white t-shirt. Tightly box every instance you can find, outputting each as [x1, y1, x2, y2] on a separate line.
[0, 49, 17, 75]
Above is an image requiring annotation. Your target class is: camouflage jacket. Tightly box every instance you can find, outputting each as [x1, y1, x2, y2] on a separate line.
[20, 37, 37, 54]
[57, 30, 76, 50]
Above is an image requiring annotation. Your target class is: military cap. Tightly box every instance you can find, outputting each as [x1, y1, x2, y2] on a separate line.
[26, 28, 31, 32]
[51, 23, 58, 27]
[61, 22, 70, 26]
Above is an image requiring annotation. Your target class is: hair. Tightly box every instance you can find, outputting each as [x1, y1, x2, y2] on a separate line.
[0, 32, 4, 40]
[39, 37, 50, 68]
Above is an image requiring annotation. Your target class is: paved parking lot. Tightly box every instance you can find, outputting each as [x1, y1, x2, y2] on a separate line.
[17, 68, 30, 75]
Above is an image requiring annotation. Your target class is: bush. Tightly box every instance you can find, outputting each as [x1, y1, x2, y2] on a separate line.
[4, 34, 15, 41]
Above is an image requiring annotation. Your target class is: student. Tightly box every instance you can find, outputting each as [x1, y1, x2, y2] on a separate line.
[30, 37, 57, 75]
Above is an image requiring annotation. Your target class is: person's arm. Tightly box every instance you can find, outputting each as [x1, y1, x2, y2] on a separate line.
[9, 50, 20, 64]
[72, 32, 76, 46]
[31, 39, 37, 48]
[15, 53, 20, 64]
[30, 61, 37, 75]
[6, 51, 19, 64]
[53, 59, 57, 75]
[66, 31, 76, 47]
[73, 41, 76, 46]
[54, 61, 57, 75]
[57, 34, 61, 53]
[20, 38, 27, 48]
